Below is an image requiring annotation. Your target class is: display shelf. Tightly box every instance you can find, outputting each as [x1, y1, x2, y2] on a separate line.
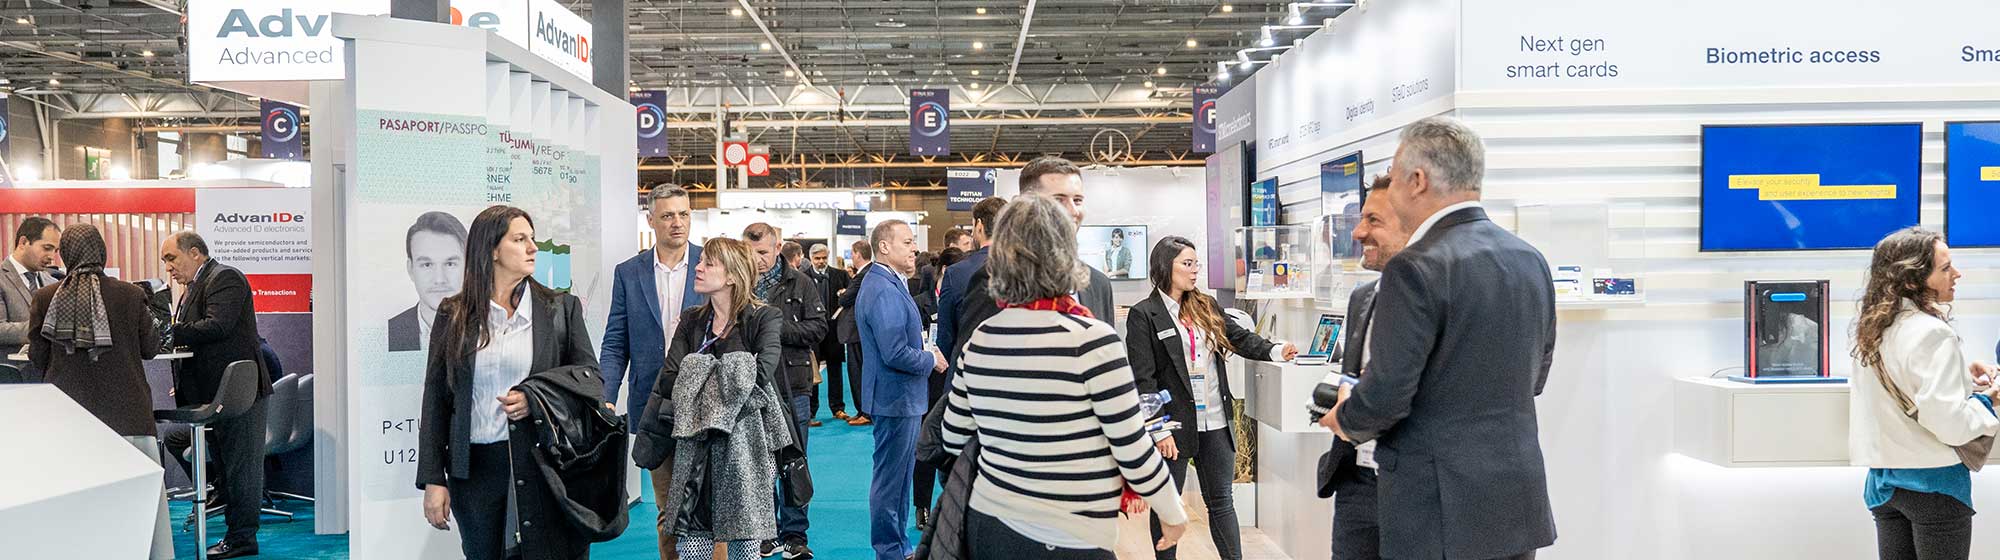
[1233, 225, 1315, 300]
[1516, 201, 1649, 303]
[1555, 295, 1648, 310]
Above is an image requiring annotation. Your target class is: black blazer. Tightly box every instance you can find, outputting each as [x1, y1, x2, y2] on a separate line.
[416, 284, 598, 488]
[1125, 290, 1279, 459]
[1333, 207, 1558, 560]
[172, 261, 270, 405]
[1317, 279, 1376, 495]
[836, 267, 867, 345]
[767, 265, 828, 396]
[812, 267, 849, 357]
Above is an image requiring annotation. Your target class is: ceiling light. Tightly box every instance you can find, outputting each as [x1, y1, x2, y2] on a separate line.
[1222, 4, 1235, 12]
[968, 82, 981, 89]
[1186, 38, 1199, 48]
[1216, 61, 1228, 74]
[729, 7, 742, 17]
[876, 19, 907, 28]
[1260, 29, 1274, 47]
[628, 85, 641, 92]
[972, 41, 984, 50]
[14, 17, 27, 25]
[1287, 5, 1305, 25]
[48, 79, 59, 85]
[1156, 66, 1167, 75]
[141, 50, 155, 57]
[1143, 80, 1155, 88]
[760, 42, 772, 51]
[970, 69, 981, 75]
[976, 7, 987, 14]
[1215, 71, 1229, 82]
[784, 69, 796, 77]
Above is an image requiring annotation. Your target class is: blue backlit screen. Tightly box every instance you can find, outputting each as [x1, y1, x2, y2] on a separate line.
[1701, 123, 1922, 251]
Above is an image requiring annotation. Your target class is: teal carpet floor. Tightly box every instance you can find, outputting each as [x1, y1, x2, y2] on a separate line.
[171, 375, 927, 559]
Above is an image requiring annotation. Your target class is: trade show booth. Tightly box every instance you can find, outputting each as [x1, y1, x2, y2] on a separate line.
[1205, 0, 2000, 559]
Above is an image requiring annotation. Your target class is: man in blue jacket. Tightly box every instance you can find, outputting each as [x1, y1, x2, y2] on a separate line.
[858, 219, 947, 560]
[600, 185, 705, 558]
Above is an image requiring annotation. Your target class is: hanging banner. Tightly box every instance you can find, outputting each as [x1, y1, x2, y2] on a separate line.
[260, 99, 304, 160]
[909, 88, 950, 156]
[185, 0, 394, 82]
[1192, 84, 1221, 153]
[837, 210, 868, 236]
[631, 90, 669, 157]
[945, 168, 995, 211]
[0, 96, 12, 188]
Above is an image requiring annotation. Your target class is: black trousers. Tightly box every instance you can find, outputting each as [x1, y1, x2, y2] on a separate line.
[1330, 467, 1380, 560]
[832, 343, 867, 416]
[1872, 488, 1974, 560]
[1149, 428, 1242, 560]
[166, 398, 267, 546]
[967, 508, 1114, 560]
[450, 440, 588, 560]
[914, 371, 949, 510]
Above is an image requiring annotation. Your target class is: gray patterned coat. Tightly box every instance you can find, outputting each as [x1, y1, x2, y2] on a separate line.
[660, 351, 793, 542]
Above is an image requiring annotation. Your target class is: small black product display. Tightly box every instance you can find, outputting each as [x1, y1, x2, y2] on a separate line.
[1741, 280, 1830, 380]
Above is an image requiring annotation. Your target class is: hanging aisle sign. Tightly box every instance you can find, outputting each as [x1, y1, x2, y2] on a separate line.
[946, 168, 995, 210]
[837, 210, 868, 236]
[909, 89, 951, 156]
[0, 96, 12, 188]
[261, 99, 304, 159]
[1193, 85, 1221, 153]
[631, 90, 669, 157]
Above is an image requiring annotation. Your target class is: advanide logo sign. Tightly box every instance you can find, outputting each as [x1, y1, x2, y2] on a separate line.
[528, 0, 592, 81]
[187, 0, 391, 82]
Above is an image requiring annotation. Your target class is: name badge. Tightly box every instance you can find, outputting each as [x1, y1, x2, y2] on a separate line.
[1356, 441, 1379, 470]
[1156, 329, 1178, 341]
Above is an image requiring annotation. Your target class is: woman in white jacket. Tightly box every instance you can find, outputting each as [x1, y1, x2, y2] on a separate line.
[1851, 227, 2000, 560]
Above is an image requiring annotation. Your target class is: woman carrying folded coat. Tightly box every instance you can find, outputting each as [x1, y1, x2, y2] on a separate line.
[634, 237, 794, 560]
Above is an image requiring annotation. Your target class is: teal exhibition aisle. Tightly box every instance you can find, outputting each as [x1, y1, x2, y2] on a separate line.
[170, 378, 925, 559]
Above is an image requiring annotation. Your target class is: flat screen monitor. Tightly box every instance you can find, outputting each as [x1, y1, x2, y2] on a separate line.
[1320, 151, 1365, 260]
[1946, 121, 2000, 247]
[1250, 177, 1281, 227]
[1206, 143, 1249, 289]
[1079, 225, 1150, 280]
[1700, 123, 1922, 251]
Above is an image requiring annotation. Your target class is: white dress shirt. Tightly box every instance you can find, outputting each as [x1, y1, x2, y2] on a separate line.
[7, 255, 41, 291]
[1408, 200, 1485, 247]
[1159, 290, 1287, 432]
[469, 293, 534, 444]
[655, 246, 691, 344]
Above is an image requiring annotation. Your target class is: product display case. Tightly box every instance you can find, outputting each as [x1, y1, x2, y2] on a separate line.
[1515, 201, 1649, 309]
[1234, 225, 1315, 300]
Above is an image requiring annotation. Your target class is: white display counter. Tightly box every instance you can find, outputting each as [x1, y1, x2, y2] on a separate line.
[1674, 377, 2000, 468]
[0, 385, 164, 559]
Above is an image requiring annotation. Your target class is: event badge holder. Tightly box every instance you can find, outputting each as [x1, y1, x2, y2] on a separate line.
[1308, 372, 1377, 469]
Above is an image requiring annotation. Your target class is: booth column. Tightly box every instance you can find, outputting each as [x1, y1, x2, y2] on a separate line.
[591, 0, 629, 96]
[389, 0, 447, 23]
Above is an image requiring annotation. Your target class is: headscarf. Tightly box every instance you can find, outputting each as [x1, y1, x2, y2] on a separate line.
[42, 223, 113, 361]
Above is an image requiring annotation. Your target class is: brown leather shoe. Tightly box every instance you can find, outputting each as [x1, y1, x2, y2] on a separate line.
[809, 420, 824, 427]
[832, 410, 851, 421]
[847, 415, 872, 426]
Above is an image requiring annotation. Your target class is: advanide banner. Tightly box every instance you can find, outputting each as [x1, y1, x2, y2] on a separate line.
[909, 88, 950, 156]
[186, 0, 392, 82]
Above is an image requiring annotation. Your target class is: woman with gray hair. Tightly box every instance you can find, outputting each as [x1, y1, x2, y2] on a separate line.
[27, 223, 172, 559]
[941, 195, 1188, 558]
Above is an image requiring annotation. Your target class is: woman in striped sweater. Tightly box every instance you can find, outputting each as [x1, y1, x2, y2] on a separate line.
[942, 195, 1189, 558]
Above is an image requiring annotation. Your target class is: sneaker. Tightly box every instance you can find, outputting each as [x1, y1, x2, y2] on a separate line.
[759, 539, 781, 557]
[782, 541, 814, 560]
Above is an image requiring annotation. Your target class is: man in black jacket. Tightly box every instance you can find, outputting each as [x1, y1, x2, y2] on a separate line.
[745, 223, 828, 559]
[161, 231, 269, 559]
[1316, 175, 1406, 560]
[1327, 117, 1558, 560]
[836, 241, 873, 426]
[806, 243, 849, 426]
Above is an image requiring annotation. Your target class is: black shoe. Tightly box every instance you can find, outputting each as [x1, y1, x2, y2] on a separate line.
[207, 541, 259, 559]
[759, 538, 781, 557]
[782, 538, 814, 560]
[915, 508, 931, 532]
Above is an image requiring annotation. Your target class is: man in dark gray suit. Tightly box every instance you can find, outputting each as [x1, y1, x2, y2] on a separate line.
[1316, 175, 1406, 560]
[2, 217, 60, 377]
[1327, 117, 1558, 560]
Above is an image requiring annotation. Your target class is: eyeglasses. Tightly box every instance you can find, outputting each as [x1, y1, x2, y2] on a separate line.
[1177, 259, 1199, 269]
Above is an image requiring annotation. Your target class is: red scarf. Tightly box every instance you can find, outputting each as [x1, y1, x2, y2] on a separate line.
[997, 295, 1093, 319]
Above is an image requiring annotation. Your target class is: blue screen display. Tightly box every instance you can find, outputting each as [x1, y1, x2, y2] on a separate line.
[1320, 152, 1364, 260]
[1250, 177, 1280, 227]
[1701, 123, 1922, 251]
[1946, 122, 2000, 247]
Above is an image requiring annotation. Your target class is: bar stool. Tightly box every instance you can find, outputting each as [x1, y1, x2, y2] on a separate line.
[154, 360, 260, 560]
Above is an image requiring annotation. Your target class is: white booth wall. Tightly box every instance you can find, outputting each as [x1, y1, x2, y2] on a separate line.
[995, 166, 1211, 308]
[1232, 0, 2000, 559]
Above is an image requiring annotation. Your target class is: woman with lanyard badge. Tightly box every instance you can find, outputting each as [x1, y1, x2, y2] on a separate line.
[1124, 236, 1296, 560]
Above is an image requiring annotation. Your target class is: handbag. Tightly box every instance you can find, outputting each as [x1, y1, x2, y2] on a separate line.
[1875, 367, 1995, 471]
[779, 455, 813, 508]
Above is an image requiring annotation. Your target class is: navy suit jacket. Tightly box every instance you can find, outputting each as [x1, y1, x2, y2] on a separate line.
[933, 246, 988, 371]
[600, 244, 706, 408]
[856, 262, 936, 417]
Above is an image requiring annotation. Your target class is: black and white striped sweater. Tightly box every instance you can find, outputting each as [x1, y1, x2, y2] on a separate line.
[942, 307, 1187, 549]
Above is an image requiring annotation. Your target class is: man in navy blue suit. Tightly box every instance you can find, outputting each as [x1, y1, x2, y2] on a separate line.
[858, 220, 947, 560]
[601, 184, 706, 558]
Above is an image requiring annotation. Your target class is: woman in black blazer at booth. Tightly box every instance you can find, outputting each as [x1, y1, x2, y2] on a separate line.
[1124, 236, 1295, 560]
[416, 205, 600, 560]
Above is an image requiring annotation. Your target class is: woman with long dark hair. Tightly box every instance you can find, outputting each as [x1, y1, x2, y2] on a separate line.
[1124, 235, 1295, 560]
[416, 206, 599, 560]
[1851, 227, 2000, 560]
[633, 237, 793, 560]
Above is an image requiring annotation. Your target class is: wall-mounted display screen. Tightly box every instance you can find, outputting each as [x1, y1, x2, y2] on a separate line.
[1320, 151, 1365, 260]
[1946, 121, 2000, 247]
[1079, 225, 1150, 280]
[1700, 123, 1922, 251]
[1206, 143, 1248, 289]
[1250, 177, 1281, 227]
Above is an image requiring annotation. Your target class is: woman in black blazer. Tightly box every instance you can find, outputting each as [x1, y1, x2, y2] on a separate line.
[416, 206, 599, 560]
[1125, 236, 1295, 560]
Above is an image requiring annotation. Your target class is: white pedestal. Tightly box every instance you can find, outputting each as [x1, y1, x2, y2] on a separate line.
[0, 385, 164, 559]
[1245, 360, 1332, 434]
[1672, 377, 2000, 468]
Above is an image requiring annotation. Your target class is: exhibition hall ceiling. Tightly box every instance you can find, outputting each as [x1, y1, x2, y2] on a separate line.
[0, 0, 1343, 186]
